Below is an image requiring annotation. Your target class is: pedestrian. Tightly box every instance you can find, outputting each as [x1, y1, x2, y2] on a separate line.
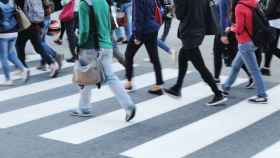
[164, 0, 227, 106]
[222, 0, 268, 104]
[124, 0, 164, 95]
[60, 0, 79, 63]
[0, 0, 30, 85]
[71, 0, 136, 122]
[15, 0, 60, 78]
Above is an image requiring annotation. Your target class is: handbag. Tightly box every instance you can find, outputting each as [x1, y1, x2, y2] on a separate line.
[116, 11, 128, 27]
[14, 7, 31, 31]
[59, 0, 75, 22]
[205, 0, 221, 35]
[72, 52, 105, 88]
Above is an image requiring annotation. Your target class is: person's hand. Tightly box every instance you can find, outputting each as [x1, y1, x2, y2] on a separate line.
[225, 27, 231, 33]
[221, 36, 229, 44]
[134, 38, 141, 45]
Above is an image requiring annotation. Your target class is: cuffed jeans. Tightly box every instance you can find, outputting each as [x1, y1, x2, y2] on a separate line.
[223, 41, 267, 97]
[0, 38, 25, 80]
[78, 48, 134, 111]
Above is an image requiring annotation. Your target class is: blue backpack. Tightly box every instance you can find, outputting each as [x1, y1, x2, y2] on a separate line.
[0, 2, 18, 32]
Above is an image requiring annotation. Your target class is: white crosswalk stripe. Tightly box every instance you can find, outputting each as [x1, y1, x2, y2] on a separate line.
[251, 141, 280, 158]
[121, 85, 280, 158]
[40, 77, 246, 144]
[0, 68, 178, 128]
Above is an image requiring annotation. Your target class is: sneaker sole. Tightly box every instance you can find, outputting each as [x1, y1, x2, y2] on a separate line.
[206, 97, 228, 106]
[70, 112, 93, 117]
[248, 100, 268, 104]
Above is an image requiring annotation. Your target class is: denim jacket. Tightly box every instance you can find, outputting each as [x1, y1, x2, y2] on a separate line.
[23, 0, 44, 23]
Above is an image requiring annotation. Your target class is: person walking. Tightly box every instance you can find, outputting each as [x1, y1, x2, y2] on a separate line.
[71, 0, 136, 122]
[15, 0, 60, 78]
[164, 0, 227, 106]
[222, 0, 268, 104]
[124, 0, 164, 95]
[0, 0, 30, 85]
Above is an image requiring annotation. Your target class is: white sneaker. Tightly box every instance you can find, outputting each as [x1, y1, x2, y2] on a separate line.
[0, 80, 14, 86]
[49, 62, 59, 78]
[13, 69, 23, 76]
[21, 69, 30, 83]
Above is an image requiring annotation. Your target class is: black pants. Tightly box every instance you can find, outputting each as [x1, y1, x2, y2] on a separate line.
[263, 28, 280, 68]
[175, 47, 221, 96]
[16, 25, 54, 67]
[64, 19, 78, 59]
[160, 17, 173, 41]
[125, 32, 164, 85]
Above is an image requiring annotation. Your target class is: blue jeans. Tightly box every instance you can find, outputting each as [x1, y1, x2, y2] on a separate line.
[41, 16, 56, 62]
[78, 48, 134, 111]
[0, 38, 25, 80]
[116, 2, 132, 39]
[158, 39, 171, 54]
[223, 42, 267, 97]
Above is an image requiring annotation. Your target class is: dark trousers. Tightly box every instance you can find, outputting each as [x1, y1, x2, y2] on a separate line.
[160, 17, 172, 41]
[176, 47, 221, 96]
[64, 19, 77, 59]
[125, 32, 164, 85]
[16, 25, 54, 67]
[263, 28, 280, 68]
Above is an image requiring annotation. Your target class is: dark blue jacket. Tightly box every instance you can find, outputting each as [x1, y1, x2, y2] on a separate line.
[132, 0, 160, 40]
[218, 0, 230, 35]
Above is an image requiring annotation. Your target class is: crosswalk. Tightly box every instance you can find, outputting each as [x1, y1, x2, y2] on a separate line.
[0, 56, 279, 158]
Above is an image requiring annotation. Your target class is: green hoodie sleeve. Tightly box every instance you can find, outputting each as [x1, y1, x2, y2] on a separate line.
[78, 1, 90, 47]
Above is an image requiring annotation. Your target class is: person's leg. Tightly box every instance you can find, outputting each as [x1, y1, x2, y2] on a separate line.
[59, 22, 66, 40]
[15, 30, 29, 67]
[174, 48, 189, 89]
[7, 38, 26, 70]
[101, 48, 135, 110]
[160, 17, 172, 41]
[65, 20, 78, 60]
[255, 48, 262, 66]
[144, 32, 164, 86]
[239, 43, 267, 98]
[223, 50, 244, 91]
[112, 33, 125, 67]
[213, 35, 223, 80]
[190, 47, 222, 96]
[125, 38, 142, 82]
[0, 39, 11, 81]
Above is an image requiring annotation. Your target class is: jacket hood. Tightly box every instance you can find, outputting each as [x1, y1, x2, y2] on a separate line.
[238, 0, 257, 8]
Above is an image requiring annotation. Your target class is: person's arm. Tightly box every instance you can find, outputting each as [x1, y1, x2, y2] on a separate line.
[133, 0, 145, 41]
[78, 1, 89, 46]
[174, 0, 187, 20]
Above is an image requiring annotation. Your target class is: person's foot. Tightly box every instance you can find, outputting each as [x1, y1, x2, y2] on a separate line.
[21, 69, 30, 83]
[124, 81, 134, 92]
[245, 78, 255, 89]
[49, 62, 60, 78]
[36, 64, 47, 71]
[261, 67, 271, 76]
[248, 96, 268, 104]
[0, 80, 14, 86]
[148, 85, 163, 95]
[54, 39, 63, 45]
[125, 106, 136, 122]
[221, 90, 229, 97]
[206, 94, 228, 106]
[164, 85, 182, 97]
[55, 54, 64, 70]
[66, 57, 76, 63]
[70, 109, 93, 117]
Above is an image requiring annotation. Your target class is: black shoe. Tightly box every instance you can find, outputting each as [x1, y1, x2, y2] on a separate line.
[126, 107, 136, 122]
[66, 57, 76, 63]
[148, 89, 163, 95]
[245, 78, 255, 89]
[261, 68, 271, 76]
[206, 95, 228, 106]
[248, 96, 268, 104]
[122, 40, 128, 44]
[164, 86, 182, 97]
[221, 91, 229, 97]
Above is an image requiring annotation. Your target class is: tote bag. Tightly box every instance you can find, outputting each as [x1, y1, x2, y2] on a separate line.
[14, 6, 31, 31]
[59, 0, 75, 22]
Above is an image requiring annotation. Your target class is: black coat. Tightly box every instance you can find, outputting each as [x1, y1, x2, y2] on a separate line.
[266, 0, 280, 20]
[175, 0, 208, 49]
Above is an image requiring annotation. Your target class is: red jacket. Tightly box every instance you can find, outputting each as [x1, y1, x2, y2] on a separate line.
[231, 0, 257, 44]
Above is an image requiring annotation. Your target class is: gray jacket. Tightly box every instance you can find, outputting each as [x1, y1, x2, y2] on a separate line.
[24, 0, 45, 23]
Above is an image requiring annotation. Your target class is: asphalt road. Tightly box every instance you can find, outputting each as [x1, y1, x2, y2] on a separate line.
[0, 20, 279, 158]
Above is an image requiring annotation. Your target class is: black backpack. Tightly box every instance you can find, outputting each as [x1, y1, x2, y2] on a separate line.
[239, 2, 277, 48]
